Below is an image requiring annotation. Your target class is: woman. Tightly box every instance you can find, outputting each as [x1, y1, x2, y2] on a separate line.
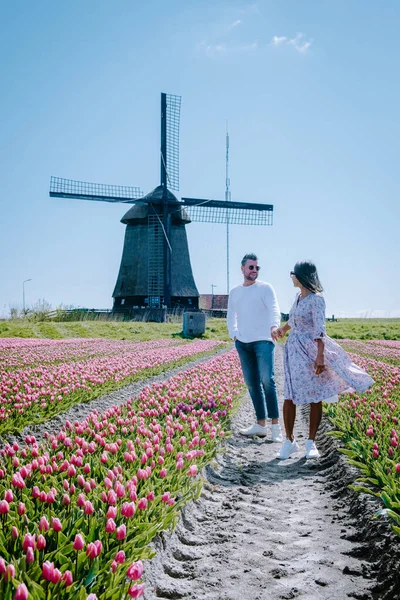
[276, 260, 374, 460]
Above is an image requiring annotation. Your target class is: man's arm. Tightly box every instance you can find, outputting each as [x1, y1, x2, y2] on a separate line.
[227, 291, 238, 340]
[263, 284, 280, 339]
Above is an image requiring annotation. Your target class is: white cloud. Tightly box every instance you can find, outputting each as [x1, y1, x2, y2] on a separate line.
[196, 39, 257, 58]
[272, 35, 287, 46]
[271, 32, 313, 53]
[229, 20, 242, 29]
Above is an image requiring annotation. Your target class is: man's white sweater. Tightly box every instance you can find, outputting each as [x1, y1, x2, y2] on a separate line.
[227, 280, 280, 343]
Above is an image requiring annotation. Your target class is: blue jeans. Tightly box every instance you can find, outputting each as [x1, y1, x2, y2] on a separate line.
[235, 340, 279, 421]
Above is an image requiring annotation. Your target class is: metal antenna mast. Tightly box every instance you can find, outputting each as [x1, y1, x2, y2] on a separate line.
[225, 122, 231, 294]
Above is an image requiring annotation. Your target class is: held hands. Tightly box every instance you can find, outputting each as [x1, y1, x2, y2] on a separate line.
[273, 327, 285, 340]
[271, 327, 281, 342]
[314, 355, 326, 375]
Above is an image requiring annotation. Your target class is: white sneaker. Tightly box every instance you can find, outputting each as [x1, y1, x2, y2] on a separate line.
[305, 440, 320, 459]
[277, 438, 300, 460]
[271, 423, 283, 443]
[239, 423, 268, 437]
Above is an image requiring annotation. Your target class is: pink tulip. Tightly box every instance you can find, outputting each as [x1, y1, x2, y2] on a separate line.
[115, 550, 126, 564]
[84, 463, 91, 474]
[5, 563, 15, 581]
[127, 560, 144, 581]
[67, 464, 76, 477]
[84, 501, 94, 515]
[62, 570, 73, 586]
[116, 524, 126, 540]
[0, 500, 10, 514]
[87, 595, 98, 600]
[94, 540, 103, 556]
[107, 490, 117, 505]
[14, 583, 29, 600]
[51, 568, 62, 584]
[25, 547, 34, 564]
[111, 560, 118, 573]
[73, 533, 85, 550]
[0, 558, 6, 575]
[11, 526, 19, 540]
[106, 518, 116, 533]
[52, 517, 63, 532]
[37, 534, 46, 550]
[86, 542, 98, 559]
[138, 498, 148, 510]
[127, 584, 145, 598]
[4, 489, 13, 502]
[18, 502, 26, 515]
[22, 533, 36, 551]
[106, 505, 117, 519]
[42, 560, 55, 581]
[39, 516, 49, 532]
[146, 491, 155, 502]
[159, 468, 167, 478]
[121, 502, 135, 518]
[187, 465, 198, 476]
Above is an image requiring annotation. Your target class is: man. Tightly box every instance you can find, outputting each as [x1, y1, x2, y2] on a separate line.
[227, 253, 282, 441]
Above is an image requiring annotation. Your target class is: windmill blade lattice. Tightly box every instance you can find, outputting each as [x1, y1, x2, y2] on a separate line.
[50, 177, 144, 203]
[164, 94, 181, 191]
[181, 197, 273, 225]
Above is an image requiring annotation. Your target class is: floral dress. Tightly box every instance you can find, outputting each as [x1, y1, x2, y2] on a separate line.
[284, 293, 374, 405]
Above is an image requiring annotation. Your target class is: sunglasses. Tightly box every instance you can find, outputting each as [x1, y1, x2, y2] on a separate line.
[290, 271, 295, 276]
[248, 265, 261, 271]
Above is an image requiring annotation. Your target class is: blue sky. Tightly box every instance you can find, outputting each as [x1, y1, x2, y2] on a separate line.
[1, 0, 399, 318]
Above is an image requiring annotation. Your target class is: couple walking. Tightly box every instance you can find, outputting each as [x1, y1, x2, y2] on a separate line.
[227, 253, 374, 460]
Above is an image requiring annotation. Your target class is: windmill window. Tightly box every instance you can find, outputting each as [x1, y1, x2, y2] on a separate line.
[121, 299, 125, 305]
[121, 281, 124, 290]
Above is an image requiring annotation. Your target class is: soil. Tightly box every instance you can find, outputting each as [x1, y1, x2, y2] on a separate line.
[4, 345, 400, 599]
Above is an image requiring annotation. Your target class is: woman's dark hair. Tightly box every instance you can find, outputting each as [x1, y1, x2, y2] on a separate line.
[293, 260, 323, 293]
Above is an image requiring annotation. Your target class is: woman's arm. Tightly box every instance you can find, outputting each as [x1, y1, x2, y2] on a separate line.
[276, 323, 291, 338]
[315, 338, 325, 374]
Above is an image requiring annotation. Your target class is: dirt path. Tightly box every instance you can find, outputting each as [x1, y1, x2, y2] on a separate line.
[143, 345, 399, 600]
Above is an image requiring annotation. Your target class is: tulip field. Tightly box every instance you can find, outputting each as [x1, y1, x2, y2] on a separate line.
[1, 334, 400, 599]
[0, 337, 246, 600]
[0, 338, 225, 436]
[326, 339, 400, 533]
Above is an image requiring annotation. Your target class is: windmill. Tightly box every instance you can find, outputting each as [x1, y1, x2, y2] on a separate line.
[50, 93, 273, 311]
